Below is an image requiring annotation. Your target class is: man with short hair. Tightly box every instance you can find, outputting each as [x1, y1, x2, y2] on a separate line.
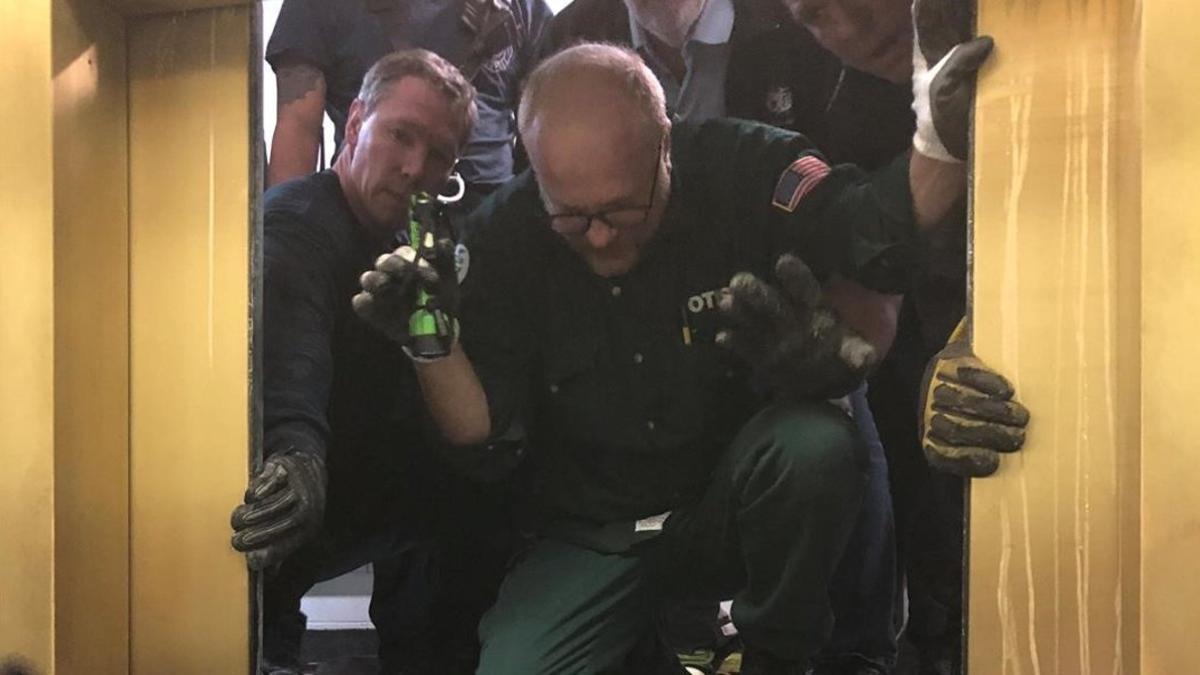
[535, 3, 911, 672]
[353, 41, 989, 674]
[230, 49, 511, 675]
[266, 0, 551, 217]
[780, 2, 1032, 673]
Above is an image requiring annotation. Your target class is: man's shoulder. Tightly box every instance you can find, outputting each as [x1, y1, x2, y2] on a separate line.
[538, 0, 631, 59]
[463, 171, 543, 241]
[265, 172, 336, 217]
[672, 118, 803, 162]
[264, 172, 355, 253]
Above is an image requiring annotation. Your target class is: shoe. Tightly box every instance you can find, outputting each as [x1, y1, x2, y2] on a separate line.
[916, 656, 956, 675]
[740, 648, 805, 675]
[678, 648, 717, 675]
[262, 662, 305, 675]
[807, 657, 889, 675]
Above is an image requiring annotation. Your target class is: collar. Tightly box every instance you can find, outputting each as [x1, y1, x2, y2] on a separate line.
[627, 0, 735, 51]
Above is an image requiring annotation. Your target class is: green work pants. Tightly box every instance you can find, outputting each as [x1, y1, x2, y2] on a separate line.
[476, 400, 869, 674]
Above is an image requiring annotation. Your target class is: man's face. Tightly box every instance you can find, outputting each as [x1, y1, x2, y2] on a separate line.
[783, 0, 914, 84]
[529, 123, 668, 278]
[625, 0, 708, 48]
[340, 76, 462, 238]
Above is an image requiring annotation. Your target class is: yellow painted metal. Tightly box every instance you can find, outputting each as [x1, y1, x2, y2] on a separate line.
[0, 0, 56, 671]
[969, 0, 1145, 672]
[1139, 0, 1200, 672]
[108, 0, 252, 18]
[51, 0, 131, 672]
[127, 6, 252, 673]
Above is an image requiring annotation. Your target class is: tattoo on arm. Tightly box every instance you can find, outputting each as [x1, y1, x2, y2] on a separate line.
[276, 63, 325, 107]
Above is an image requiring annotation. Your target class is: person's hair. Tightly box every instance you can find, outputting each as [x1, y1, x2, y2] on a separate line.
[518, 42, 669, 147]
[357, 49, 478, 145]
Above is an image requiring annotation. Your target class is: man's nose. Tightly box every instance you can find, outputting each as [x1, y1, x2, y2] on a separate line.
[584, 218, 619, 249]
[401, 144, 430, 181]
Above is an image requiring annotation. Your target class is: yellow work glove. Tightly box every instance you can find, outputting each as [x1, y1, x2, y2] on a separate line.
[920, 319, 1030, 477]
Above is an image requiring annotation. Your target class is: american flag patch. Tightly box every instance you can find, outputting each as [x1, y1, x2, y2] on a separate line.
[772, 155, 832, 213]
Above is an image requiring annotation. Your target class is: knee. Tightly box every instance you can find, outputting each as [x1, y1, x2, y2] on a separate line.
[476, 615, 567, 675]
[738, 400, 867, 498]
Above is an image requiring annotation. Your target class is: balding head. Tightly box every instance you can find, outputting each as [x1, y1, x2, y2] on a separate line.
[519, 43, 669, 157]
[518, 44, 673, 278]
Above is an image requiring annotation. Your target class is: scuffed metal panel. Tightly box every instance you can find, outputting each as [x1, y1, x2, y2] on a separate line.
[108, 0, 252, 18]
[0, 0, 55, 667]
[52, 0, 132, 672]
[1140, 0, 1200, 671]
[970, 0, 1142, 674]
[127, 5, 252, 674]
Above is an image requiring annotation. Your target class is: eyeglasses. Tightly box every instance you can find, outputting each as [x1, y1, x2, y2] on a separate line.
[545, 137, 664, 237]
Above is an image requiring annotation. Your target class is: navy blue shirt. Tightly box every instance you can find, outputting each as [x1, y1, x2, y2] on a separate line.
[459, 119, 916, 525]
[262, 171, 426, 473]
[267, 0, 552, 187]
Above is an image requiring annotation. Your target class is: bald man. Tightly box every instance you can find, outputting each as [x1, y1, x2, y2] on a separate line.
[353, 42, 978, 674]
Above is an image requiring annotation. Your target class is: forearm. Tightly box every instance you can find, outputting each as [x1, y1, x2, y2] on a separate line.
[267, 63, 327, 187]
[268, 122, 322, 187]
[823, 275, 902, 362]
[909, 151, 967, 234]
[414, 343, 492, 446]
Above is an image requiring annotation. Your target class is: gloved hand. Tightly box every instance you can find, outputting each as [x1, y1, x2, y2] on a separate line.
[230, 448, 326, 571]
[920, 319, 1031, 477]
[352, 235, 461, 354]
[716, 254, 878, 401]
[911, 0, 995, 162]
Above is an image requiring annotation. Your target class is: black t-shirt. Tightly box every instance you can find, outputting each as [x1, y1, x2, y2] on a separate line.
[458, 118, 916, 527]
[267, 0, 552, 186]
[262, 171, 425, 477]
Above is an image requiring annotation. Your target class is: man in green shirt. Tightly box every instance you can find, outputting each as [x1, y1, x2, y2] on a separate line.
[352, 41, 987, 675]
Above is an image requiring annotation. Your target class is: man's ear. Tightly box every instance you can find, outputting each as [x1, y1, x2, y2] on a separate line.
[660, 131, 673, 174]
[345, 98, 365, 150]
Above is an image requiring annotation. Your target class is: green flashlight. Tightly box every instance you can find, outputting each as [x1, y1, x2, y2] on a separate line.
[406, 192, 456, 360]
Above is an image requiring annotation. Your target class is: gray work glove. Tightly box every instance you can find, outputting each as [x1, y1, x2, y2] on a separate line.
[352, 236, 461, 352]
[919, 319, 1031, 477]
[911, 0, 995, 162]
[716, 254, 878, 401]
[230, 448, 326, 571]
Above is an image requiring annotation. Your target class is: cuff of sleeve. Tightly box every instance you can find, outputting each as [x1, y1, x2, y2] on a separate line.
[264, 425, 326, 460]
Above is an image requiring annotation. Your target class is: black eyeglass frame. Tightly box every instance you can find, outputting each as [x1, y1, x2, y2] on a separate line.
[544, 136, 665, 237]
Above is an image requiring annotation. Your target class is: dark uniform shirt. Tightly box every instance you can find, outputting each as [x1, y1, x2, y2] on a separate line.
[267, 0, 552, 187]
[263, 171, 426, 501]
[536, 0, 913, 169]
[460, 119, 915, 527]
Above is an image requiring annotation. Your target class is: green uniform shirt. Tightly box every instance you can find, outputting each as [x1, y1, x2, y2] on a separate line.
[460, 118, 914, 532]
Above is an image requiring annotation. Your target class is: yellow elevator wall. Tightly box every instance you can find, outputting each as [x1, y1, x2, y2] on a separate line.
[127, 6, 252, 673]
[970, 0, 1142, 673]
[1140, 0, 1200, 671]
[0, 0, 56, 670]
[52, 0, 131, 671]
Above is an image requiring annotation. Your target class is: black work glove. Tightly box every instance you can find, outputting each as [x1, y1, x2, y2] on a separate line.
[230, 448, 326, 571]
[716, 254, 878, 401]
[352, 235, 461, 353]
[919, 319, 1031, 477]
[912, 0, 995, 162]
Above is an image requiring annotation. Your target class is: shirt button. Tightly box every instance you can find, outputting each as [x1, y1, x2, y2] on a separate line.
[646, 420, 656, 431]
[611, 285, 622, 298]
[633, 352, 644, 364]
[548, 384, 559, 394]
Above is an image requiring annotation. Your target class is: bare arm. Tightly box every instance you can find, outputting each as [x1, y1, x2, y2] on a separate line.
[268, 62, 327, 187]
[823, 274, 902, 361]
[413, 344, 492, 446]
[909, 151, 967, 234]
